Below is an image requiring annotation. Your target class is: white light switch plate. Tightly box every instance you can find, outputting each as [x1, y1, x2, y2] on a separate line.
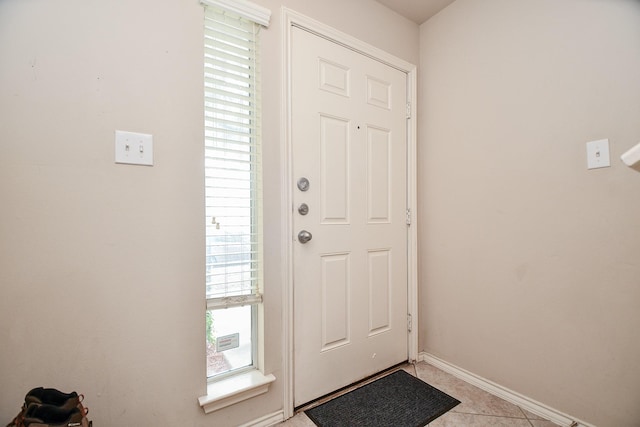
[115, 130, 153, 166]
[586, 139, 610, 170]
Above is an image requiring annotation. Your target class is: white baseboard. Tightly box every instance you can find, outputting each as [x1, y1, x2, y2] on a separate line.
[239, 410, 285, 427]
[419, 353, 595, 427]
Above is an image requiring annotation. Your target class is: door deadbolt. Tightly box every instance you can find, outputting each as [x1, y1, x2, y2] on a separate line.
[297, 177, 310, 192]
[298, 230, 312, 244]
[298, 203, 309, 215]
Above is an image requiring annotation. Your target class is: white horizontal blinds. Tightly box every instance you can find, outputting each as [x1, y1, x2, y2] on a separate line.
[204, 6, 263, 305]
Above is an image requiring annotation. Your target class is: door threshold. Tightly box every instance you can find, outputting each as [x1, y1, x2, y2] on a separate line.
[294, 361, 411, 413]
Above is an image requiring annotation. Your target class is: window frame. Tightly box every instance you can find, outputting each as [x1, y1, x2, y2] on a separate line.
[204, 0, 262, 382]
[198, 0, 275, 414]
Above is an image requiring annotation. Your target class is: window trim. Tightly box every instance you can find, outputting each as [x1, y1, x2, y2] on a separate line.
[199, 0, 273, 414]
[199, 370, 276, 414]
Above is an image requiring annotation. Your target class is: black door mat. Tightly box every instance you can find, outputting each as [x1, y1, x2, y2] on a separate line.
[305, 369, 460, 427]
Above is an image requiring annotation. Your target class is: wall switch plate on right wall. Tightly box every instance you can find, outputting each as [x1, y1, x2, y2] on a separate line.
[586, 139, 610, 169]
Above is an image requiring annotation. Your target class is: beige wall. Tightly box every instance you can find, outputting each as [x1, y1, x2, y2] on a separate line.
[419, 1, 640, 426]
[0, 0, 417, 425]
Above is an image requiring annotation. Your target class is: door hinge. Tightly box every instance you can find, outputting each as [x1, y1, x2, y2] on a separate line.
[405, 208, 411, 226]
[406, 102, 411, 119]
[407, 314, 412, 332]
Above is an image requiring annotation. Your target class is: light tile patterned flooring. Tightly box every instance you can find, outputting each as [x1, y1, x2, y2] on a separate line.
[277, 362, 560, 427]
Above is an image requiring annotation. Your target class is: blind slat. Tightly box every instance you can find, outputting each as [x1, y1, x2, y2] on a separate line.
[205, 86, 253, 103]
[203, 94, 250, 112]
[206, 108, 254, 123]
[206, 41, 255, 60]
[205, 24, 253, 43]
[205, 56, 254, 76]
[206, 294, 263, 310]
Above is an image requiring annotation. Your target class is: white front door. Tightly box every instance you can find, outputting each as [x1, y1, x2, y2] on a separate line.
[292, 27, 409, 407]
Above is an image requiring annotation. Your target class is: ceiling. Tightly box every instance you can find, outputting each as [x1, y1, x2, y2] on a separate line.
[374, 0, 457, 24]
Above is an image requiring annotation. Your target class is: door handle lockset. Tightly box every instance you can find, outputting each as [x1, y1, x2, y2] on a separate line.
[297, 177, 310, 192]
[298, 203, 309, 215]
[298, 230, 313, 244]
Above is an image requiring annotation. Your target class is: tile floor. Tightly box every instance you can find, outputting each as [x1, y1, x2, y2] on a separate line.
[277, 362, 560, 427]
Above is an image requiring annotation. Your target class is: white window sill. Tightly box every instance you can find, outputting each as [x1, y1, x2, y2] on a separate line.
[198, 370, 276, 414]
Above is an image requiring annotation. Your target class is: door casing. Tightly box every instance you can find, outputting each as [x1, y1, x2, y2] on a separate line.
[281, 8, 418, 418]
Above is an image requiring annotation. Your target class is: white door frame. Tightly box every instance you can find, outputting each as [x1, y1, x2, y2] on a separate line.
[280, 8, 418, 418]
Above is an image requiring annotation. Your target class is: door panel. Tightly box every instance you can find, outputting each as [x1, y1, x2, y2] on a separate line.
[320, 115, 350, 223]
[367, 126, 391, 222]
[368, 249, 391, 334]
[320, 253, 350, 350]
[292, 27, 408, 406]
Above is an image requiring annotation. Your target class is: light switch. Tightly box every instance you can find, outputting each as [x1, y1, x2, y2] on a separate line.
[586, 139, 610, 170]
[115, 130, 153, 166]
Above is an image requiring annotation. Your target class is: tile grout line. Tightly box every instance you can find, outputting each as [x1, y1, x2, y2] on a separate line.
[443, 411, 543, 424]
[410, 361, 418, 377]
[451, 410, 535, 421]
[518, 405, 536, 426]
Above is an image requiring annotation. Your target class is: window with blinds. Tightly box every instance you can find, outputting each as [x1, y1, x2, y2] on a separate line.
[204, 5, 263, 379]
